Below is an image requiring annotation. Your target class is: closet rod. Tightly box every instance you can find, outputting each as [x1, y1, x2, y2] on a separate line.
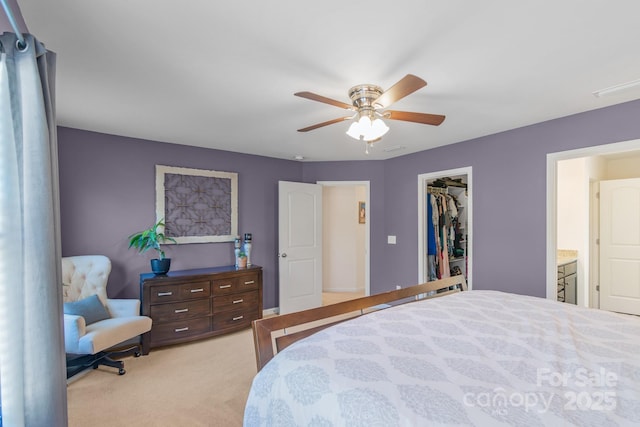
[427, 186, 449, 194]
[0, 0, 26, 48]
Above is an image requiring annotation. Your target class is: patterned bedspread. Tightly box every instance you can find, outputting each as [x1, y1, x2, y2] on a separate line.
[244, 290, 640, 426]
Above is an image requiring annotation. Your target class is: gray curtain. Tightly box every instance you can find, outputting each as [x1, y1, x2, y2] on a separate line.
[0, 32, 67, 427]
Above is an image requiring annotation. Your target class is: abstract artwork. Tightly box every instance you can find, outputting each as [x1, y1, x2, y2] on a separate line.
[156, 165, 238, 243]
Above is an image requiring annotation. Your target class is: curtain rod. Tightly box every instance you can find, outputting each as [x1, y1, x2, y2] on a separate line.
[0, 0, 26, 48]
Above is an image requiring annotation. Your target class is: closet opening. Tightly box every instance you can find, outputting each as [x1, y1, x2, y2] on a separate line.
[418, 167, 472, 289]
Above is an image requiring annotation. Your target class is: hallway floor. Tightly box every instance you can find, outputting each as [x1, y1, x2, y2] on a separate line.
[322, 290, 365, 306]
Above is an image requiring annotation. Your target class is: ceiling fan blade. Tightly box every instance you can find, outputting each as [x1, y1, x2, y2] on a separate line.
[294, 91, 354, 110]
[297, 116, 351, 132]
[373, 74, 427, 108]
[385, 110, 446, 126]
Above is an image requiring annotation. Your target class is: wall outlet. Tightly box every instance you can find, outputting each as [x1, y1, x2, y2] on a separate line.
[396, 285, 401, 290]
[388, 235, 397, 244]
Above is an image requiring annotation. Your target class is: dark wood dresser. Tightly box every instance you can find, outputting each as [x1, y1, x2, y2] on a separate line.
[139, 265, 263, 354]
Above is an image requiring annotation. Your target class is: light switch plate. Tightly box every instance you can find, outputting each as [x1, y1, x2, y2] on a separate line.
[387, 235, 396, 244]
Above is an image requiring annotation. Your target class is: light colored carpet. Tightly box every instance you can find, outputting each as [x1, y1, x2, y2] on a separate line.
[67, 329, 257, 427]
[68, 294, 364, 426]
[322, 290, 364, 306]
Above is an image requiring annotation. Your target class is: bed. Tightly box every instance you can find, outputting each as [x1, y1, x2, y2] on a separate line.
[244, 277, 640, 426]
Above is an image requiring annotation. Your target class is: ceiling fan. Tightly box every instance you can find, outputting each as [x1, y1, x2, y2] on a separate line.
[295, 74, 445, 149]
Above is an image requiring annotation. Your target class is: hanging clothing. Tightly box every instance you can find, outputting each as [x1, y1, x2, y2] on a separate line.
[457, 191, 468, 230]
[427, 255, 438, 281]
[427, 194, 437, 255]
[426, 187, 466, 281]
[440, 221, 450, 278]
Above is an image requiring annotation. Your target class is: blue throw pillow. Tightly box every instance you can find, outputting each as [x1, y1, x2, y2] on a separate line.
[63, 294, 110, 325]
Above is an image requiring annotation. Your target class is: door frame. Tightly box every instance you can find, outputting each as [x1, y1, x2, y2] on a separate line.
[589, 180, 600, 309]
[417, 167, 473, 289]
[317, 180, 371, 296]
[546, 137, 640, 302]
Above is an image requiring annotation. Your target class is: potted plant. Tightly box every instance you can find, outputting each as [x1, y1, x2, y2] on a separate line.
[128, 218, 177, 275]
[237, 250, 248, 268]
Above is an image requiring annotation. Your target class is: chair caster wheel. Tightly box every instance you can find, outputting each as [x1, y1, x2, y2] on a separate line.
[119, 368, 126, 375]
[134, 351, 141, 357]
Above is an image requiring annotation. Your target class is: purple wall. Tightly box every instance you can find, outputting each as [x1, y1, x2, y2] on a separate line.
[57, 127, 301, 308]
[58, 99, 640, 308]
[379, 99, 640, 297]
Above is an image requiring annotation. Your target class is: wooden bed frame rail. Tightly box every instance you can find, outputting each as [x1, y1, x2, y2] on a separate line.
[252, 275, 467, 371]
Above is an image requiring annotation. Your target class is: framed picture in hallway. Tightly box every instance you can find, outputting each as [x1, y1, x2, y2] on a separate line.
[358, 201, 366, 224]
[156, 165, 238, 243]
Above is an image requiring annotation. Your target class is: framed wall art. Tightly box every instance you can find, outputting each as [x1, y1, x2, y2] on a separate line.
[156, 165, 238, 243]
[358, 201, 366, 224]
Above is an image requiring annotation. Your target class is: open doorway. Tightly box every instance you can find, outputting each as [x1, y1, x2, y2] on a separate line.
[547, 138, 640, 314]
[418, 167, 473, 289]
[318, 181, 370, 305]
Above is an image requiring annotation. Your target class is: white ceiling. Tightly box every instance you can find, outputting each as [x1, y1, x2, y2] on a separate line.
[17, 0, 640, 161]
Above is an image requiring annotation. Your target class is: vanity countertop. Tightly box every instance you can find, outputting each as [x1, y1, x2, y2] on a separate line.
[557, 249, 578, 266]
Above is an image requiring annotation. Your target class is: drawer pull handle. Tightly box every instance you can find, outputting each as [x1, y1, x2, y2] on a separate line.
[233, 299, 244, 304]
[190, 288, 204, 293]
[174, 308, 189, 313]
[232, 315, 244, 321]
[157, 291, 173, 297]
[219, 284, 232, 289]
[175, 327, 189, 332]
[244, 280, 255, 285]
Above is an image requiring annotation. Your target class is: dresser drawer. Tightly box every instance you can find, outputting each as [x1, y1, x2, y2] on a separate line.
[149, 281, 211, 303]
[213, 290, 259, 313]
[150, 317, 211, 343]
[557, 261, 577, 278]
[178, 281, 211, 299]
[212, 273, 260, 295]
[563, 262, 577, 276]
[150, 299, 211, 323]
[212, 309, 254, 330]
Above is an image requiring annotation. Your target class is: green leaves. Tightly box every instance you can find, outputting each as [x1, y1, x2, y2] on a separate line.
[127, 218, 177, 260]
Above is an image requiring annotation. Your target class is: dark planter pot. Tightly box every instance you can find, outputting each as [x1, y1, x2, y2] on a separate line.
[151, 258, 171, 275]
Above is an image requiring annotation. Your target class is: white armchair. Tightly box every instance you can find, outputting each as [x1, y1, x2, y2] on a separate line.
[62, 255, 152, 377]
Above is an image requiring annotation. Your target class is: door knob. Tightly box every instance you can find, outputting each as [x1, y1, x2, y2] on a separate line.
[281, 253, 287, 258]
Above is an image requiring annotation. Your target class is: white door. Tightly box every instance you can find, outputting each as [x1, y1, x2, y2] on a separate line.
[600, 178, 640, 315]
[278, 181, 323, 314]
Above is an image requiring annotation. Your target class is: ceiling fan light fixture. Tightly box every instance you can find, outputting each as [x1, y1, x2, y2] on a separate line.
[345, 115, 389, 142]
[346, 121, 363, 140]
[359, 115, 372, 128]
[369, 118, 389, 140]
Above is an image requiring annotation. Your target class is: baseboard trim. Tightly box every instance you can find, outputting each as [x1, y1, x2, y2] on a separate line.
[263, 307, 279, 317]
[323, 287, 364, 293]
